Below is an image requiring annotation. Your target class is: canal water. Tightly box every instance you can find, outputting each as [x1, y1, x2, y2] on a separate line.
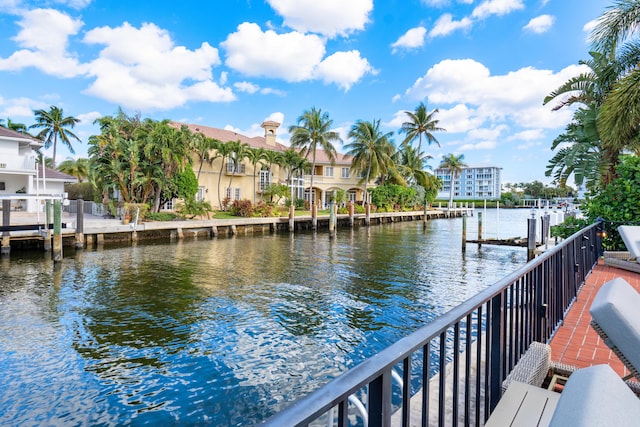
[0, 209, 534, 426]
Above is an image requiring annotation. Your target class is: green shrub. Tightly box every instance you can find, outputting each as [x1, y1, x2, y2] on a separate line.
[175, 199, 213, 219]
[254, 201, 274, 217]
[230, 199, 253, 217]
[146, 212, 179, 221]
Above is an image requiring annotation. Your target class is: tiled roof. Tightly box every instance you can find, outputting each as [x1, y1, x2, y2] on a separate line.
[171, 121, 352, 165]
[36, 165, 77, 182]
[0, 127, 42, 145]
[171, 122, 289, 152]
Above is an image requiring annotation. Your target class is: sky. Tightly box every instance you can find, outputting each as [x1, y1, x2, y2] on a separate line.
[0, 0, 611, 185]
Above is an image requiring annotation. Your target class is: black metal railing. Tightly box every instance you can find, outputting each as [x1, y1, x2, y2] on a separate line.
[262, 222, 603, 427]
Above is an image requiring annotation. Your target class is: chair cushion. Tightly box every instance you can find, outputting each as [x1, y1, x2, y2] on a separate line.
[589, 277, 640, 375]
[549, 364, 640, 426]
[618, 225, 640, 259]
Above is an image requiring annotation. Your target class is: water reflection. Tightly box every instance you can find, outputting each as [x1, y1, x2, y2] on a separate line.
[0, 212, 529, 426]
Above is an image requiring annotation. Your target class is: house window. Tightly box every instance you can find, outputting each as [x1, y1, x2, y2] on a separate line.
[259, 169, 270, 191]
[226, 187, 241, 200]
[348, 191, 356, 202]
[325, 167, 334, 177]
[196, 186, 205, 202]
[0, 182, 5, 191]
[341, 168, 350, 178]
[226, 162, 246, 174]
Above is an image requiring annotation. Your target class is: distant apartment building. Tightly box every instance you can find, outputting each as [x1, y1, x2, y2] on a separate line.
[434, 165, 502, 200]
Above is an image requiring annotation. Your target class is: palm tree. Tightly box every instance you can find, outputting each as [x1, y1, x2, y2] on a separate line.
[191, 132, 220, 180]
[288, 107, 342, 207]
[587, 1, 640, 182]
[245, 147, 268, 204]
[399, 102, 445, 156]
[344, 119, 394, 205]
[57, 158, 90, 182]
[279, 148, 309, 202]
[30, 106, 81, 168]
[225, 140, 249, 204]
[215, 141, 236, 209]
[395, 145, 433, 186]
[439, 153, 467, 208]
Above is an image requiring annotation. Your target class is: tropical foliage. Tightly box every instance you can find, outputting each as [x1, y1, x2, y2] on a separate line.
[439, 153, 467, 207]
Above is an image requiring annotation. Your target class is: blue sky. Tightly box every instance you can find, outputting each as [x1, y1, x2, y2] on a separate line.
[0, 0, 610, 185]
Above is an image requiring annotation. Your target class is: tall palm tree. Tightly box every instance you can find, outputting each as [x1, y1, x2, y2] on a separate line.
[191, 132, 220, 180]
[399, 102, 445, 156]
[30, 106, 81, 168]
[344, 119, 394, 205]
[439, 153, 467, 208]
[245, 147, 268, 204]
[215, 141, 236, 209]
[225, 140, 249, 203]
[289, 107, 342, 206]
[395, 145, 433, 187]
[279, 148, 309, 202]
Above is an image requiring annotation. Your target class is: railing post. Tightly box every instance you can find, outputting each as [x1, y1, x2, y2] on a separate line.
[489, 293, 504, 413]
[368, 371, 392, 427]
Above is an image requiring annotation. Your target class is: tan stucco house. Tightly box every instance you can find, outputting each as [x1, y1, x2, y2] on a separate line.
[172, 121, 369, 210]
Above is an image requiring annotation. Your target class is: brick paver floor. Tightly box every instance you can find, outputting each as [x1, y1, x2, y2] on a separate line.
[549, 259, 640, 378]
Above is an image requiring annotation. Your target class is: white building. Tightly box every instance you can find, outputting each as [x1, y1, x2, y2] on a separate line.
[0, 127, 76, 212]
[434, 164, 502, 201]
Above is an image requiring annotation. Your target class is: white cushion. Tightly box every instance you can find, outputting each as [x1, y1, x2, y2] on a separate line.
[618, 225, 640, 259]
[590, 277, 640, 374]
[549, 364, 640, 426]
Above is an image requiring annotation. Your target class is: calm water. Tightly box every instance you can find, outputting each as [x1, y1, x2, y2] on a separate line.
[0, 209, 532, 426]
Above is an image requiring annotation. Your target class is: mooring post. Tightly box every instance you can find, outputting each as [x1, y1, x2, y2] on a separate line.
[289, 204, 295, 233]
[348, 202, 354, 228]
[527, 213, 537, 261]
[1, 200, 10, 255]
[462, 213, 467, 253]
[53, 199, 63, 262]
[365, 203, 371, 226]
[44, 200, 52, 252]
[478, 211, 483, 248]
[75, 197, 84, 249]
[311, 203, 317, 230]
[329, 201, 336, 235]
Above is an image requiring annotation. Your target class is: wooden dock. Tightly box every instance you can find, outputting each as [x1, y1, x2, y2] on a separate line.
[1, 207, 474, 256]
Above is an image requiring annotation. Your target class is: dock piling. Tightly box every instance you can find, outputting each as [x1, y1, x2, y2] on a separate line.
[478, 211, 483, 248]
[1, 200, 10, 255]
[53, 200, 62, 262]
[462, 213, 467, 253]
[75, 198, 84, 249]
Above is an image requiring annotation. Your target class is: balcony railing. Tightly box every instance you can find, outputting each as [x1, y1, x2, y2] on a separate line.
[262, 222, 603, 426]
[0, 156, 35, 172]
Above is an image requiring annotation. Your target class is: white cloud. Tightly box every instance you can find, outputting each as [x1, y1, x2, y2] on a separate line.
[391, 27, 427, 53]
[222, 23, 373, 90]
[583, 19, 598, 39]
[234, 81, 260, 94]
[82, 22, 233, 110]
[459, 140, 497, 151]
[429, 14, 473, 38]
[267, 0, 372, 37]
[222, 22, 325, 82]
[523, 15, 555, 34]
[76, 111, 101, 125]
[0, 96, 47, 118]
[509, 129, 545, 141]
[403, 58, 587, 134]
[315, 50, 375, 91]
[422, 0, 450, 6]
[435, 104, 484, 133]
[53, 0, 92, 9]
[0, 8, 85, 77]
[472, 0, 524, 20]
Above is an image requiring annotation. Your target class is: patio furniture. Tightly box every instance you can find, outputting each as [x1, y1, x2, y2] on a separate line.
[590, 277, 640, 381]
[604, 226, 640, 272]
[501, 342, 551, 394]
[549, 364, 640, 426]
[488, 364, 640, 426]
